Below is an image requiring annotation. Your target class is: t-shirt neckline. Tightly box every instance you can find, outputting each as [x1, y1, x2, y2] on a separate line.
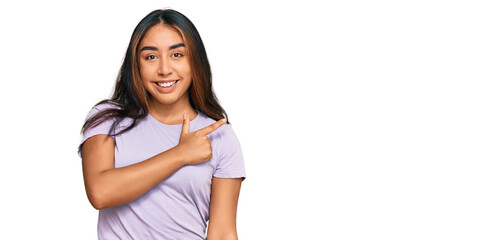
[147, 110, 202, 128]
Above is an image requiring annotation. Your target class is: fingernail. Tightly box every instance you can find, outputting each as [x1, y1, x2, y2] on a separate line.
[221, 118, 227, 123]
[183, 114, 187, 121]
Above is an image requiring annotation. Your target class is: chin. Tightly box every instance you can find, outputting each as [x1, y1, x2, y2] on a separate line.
[153, 98, 180, 106]
[151, 94, 187, 106]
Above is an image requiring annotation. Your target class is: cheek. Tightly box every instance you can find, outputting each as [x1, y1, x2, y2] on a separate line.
[171, 62, 191, 79]
[139, 63, 146, 77]
[180, 63, 192, 78]
[183, 69, 191, 79]
[139, 64, 156, 81]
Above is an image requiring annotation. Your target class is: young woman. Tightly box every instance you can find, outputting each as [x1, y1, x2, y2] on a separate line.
[78, 9, 246, 239]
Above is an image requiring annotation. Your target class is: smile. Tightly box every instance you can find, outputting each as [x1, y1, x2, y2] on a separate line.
[156, 80, 179, 88]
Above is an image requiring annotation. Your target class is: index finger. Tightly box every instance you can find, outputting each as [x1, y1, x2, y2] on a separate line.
[197, 118, 227, 135]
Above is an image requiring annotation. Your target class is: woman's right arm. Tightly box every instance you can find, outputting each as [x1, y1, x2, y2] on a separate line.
[81, 134, 185, 209]
[81, 115, 227, 210]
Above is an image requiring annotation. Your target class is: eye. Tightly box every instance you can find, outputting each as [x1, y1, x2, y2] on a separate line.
[172, 53, 183, 58]
[145, 55, 157, 60]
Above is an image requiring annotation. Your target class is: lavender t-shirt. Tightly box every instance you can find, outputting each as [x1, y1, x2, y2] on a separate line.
[78, 104, 246, 239]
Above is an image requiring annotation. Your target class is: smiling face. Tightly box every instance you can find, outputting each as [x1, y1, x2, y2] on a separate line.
[138, 23, 192, 108]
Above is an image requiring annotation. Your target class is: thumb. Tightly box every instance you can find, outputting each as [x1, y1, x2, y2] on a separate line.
[181, 114, 190, 135]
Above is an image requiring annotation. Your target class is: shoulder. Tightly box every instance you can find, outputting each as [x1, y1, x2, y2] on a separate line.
[195, 111, 234, 137]
[83, 101, 127, 135]
[202, 116, 239, 150]
[87, 101, 122, 117]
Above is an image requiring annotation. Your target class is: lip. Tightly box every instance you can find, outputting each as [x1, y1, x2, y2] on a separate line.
[153, 79, 179, 93]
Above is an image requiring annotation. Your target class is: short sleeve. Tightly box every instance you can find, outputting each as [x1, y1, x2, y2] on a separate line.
[213, 124, 246, 180]
[77, 104, 117, 158]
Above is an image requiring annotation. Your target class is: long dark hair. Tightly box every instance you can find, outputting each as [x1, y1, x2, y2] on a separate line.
[82, 9, 229, 136]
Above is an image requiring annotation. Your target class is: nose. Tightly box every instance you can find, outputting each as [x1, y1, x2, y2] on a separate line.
[157, 56, 172, 76]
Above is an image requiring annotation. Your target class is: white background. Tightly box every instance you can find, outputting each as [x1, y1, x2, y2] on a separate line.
[0, 0, 502, 239]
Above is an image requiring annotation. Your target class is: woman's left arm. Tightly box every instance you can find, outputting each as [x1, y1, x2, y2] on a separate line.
[207, 177, 243, 240]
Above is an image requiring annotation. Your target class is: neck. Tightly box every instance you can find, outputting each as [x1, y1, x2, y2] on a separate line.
[147, 95, 197, 125]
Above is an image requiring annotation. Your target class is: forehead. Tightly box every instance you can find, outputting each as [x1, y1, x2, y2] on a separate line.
[140, 23, 184, 47]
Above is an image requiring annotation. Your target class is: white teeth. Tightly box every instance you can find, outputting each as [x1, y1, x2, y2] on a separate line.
[158, 81, 177, 87]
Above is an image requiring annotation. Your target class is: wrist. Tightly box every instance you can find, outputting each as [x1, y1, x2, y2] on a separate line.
[169, 145, 188, 166]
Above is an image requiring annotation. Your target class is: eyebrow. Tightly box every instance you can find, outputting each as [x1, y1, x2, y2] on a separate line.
[140, 43, 185, 52]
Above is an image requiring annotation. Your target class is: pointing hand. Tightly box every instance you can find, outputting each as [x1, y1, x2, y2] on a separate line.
[176, 114, 227, 165]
